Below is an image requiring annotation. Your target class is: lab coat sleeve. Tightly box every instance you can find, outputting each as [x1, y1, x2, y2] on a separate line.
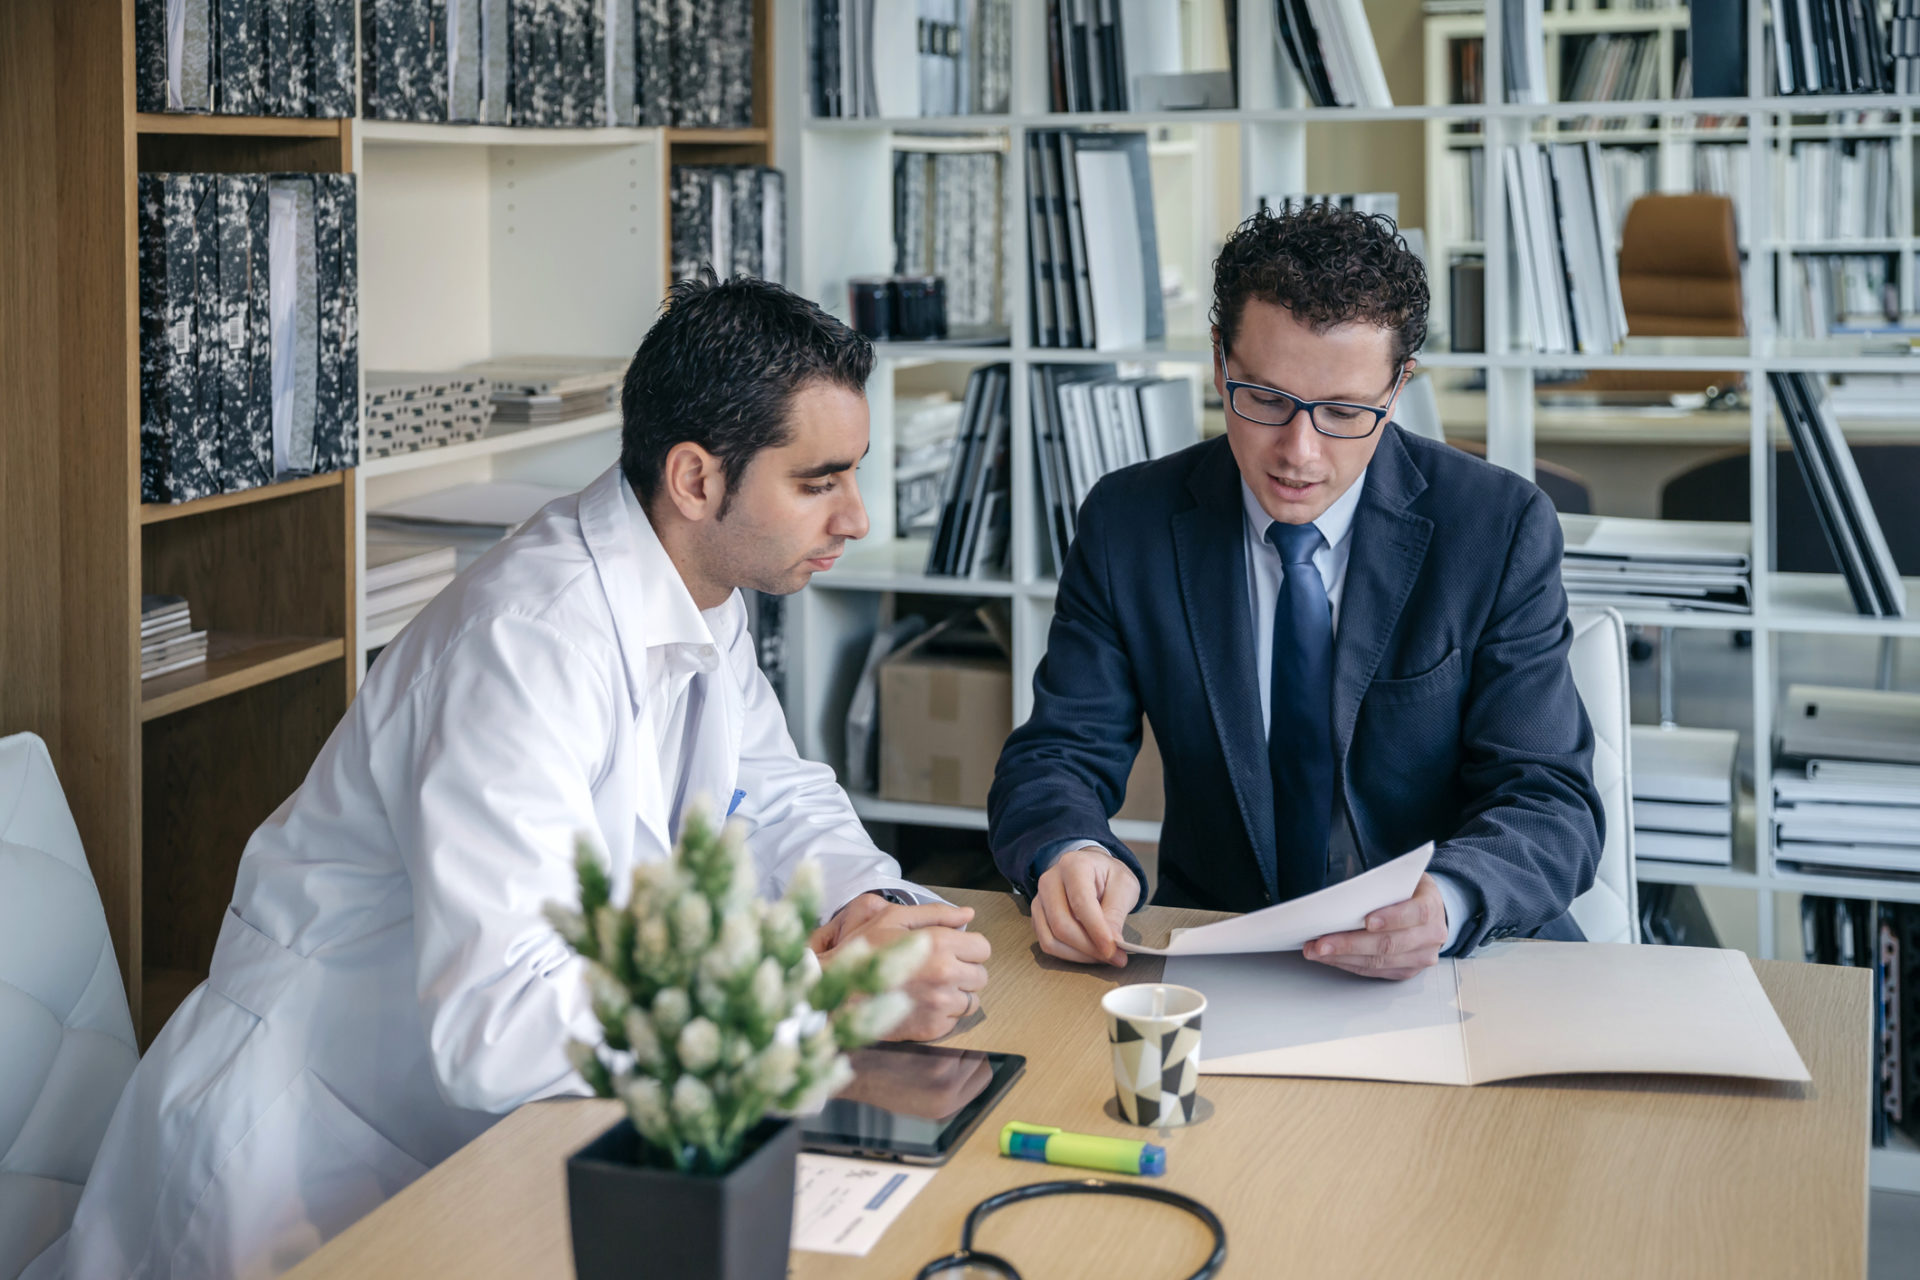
[726, 618, 945, 917]
[370, 612, 618, 1114]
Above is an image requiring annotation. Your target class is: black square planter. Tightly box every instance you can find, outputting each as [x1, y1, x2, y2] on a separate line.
[566, 1116, 800, 1280]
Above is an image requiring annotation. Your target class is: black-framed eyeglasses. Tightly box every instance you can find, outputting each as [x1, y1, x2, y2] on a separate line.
[1219, 346, 1404, 440]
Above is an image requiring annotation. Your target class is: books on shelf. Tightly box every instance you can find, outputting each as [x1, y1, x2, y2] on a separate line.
[360, 0, 752, 127]
[1558, 514, 1753, 614]
[1769, 371, 1907, 618]
[368, 480, 574, 570]
[895, 394, 969, 535]
[138, 172, 358, 505]
[365, 542, 460, 637]
[811, 0, 1013, 118]
[1631, 724, 1739, 866]
[455, 355, 623, 424]
[1041, 0, 1239, 113]
[894, 147, 1007, 336]
[670, 166, 788, 286]
[1272, 0, 1393, 108]
[1557, 33, 1664, 128]
[1688, 0, 1748, 96]
[1257, 192, 1400, 221]
[1774, 688, 1920, 875]
[1770, 0, 1896, 95]
[364, 372, 495, 459]
[1899, 0, 1920, 92]
[1025, 130, 1164, 351]
[140, 595, 210, 681]
[1031, 365, 1199, 574]
[1780, 256, 1898, 341]
[1501, 0, 1548, 105]
[1502, 141, 1627, 356]
[924, 364, 1013, 578]
[1777, 140, 1897, 242]
[1824, 373, 1920, 418]
[136, 0, 355, 117]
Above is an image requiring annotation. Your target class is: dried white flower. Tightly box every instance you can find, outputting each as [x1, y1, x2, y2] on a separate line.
[788, 861, 825, 923]
[543, 905, 590, 950]
[652, 987, 691, 1039]
[825, 935, 873, 974]
[622, 1076, 671, 1138]
[636, 915, 672, 967]
[750, 1042, 801, 1097]
[671, 1074, 716, 1126]
[671, 893, 713, 954]
[791, 1055, 855, 1116]
[624, 1008, 662, 1070]
[584, 962, 632, 1023]
[749, 956, 785, 1021]
[711, 912, 760, 980]
[848, 990, 914, 1042]
[761, 899, 803, 955]
[677, 1017, 722, 1073]
[566, 1039, 601, 1077]
[875, 931, 932, 990]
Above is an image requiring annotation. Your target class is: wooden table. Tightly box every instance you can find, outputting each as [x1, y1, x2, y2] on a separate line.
[287, 889, 1870, 1280]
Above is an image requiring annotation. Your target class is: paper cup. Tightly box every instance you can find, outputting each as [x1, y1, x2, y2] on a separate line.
[1101, 983, 1206, 1127]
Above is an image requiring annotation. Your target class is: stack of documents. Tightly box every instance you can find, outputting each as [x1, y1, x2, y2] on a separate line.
[1631, 725, 1739, 866]
[367, 481, 573, 572]
[141, 595, 208, 681]
[363, 372, 493, 460]
[1774, 684, 1920, 878]
[1768, 371, 1907, 618]
[365, 542, 459, 640]
[1558, 514, 1753, 614]
[461, 357, 624, 427]
[923, 365, 1011, 579]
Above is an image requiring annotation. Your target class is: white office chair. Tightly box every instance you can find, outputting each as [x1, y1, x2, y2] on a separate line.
[0, 733, 140, 1280]
[1564, 608, 1639, 944]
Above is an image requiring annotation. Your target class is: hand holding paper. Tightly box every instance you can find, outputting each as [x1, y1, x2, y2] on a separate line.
[1117, 842, 1435, 957]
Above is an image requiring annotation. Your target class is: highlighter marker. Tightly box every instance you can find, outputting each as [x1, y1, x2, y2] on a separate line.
[998, 1122, 1166, 1176]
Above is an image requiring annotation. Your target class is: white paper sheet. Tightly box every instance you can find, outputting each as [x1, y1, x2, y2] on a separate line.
[790, 1154, 936, 1257]
[1117, 842, 1434, 956]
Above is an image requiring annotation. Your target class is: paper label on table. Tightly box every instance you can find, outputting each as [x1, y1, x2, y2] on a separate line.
[790, 1154, 936, 1257]
[1117, 842, 1433, 956]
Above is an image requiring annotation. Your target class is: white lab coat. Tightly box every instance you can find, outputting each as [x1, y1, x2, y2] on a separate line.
[67, 465, 931, 1280]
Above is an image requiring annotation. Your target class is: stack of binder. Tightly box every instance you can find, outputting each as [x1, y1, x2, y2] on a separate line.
[139, 172, 358, 505]
[364, 372, 495, 459]
[1025, 130, 1164, 351]
[141, 596, 209, 682]
[1271, 0, 1394, 108]
[136, 0, 355, 117]
[1774, 684, 1920, 878]
[1631, 725, 1739, 866]
[895, 394, 968, 536]
[1503, 141, 1628, 356]
[1032, 366, 1199, 574]
[670, 166, 788, 287]
[924, 365, 1012, 579]
[461, 356, 625, 425]
[1043, 0, 1239, 111]
[360, 0, 754, 127]
[1765, 0, 1897, 95]
[365, 542, 460, 639]
[811, 0, 1013, 118]
[368, 480, 574, 570]
[1558, 514, 1753, 614]
[1769, 371, 1907, 618]
[893, 148, 1006, 336]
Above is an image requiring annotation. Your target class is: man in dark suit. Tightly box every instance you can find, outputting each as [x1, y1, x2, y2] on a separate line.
[988, 205, 1602, 979]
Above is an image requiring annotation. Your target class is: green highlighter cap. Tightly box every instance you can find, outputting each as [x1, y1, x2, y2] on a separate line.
[999, 1122, 1166, 1176]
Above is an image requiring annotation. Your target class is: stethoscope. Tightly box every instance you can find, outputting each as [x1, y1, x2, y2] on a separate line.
[913, 1179, 1228, 1279]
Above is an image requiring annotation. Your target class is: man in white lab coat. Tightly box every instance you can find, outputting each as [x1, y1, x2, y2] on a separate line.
[66, 276, 991, 1280]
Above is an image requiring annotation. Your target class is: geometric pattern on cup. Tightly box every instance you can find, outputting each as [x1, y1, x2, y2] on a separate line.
[1109, 1013, 1203, 1127]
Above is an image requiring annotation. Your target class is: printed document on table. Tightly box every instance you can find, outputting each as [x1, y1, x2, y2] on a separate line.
[791, 1154, 936, 1256]
[1117, 842, 1434, 956]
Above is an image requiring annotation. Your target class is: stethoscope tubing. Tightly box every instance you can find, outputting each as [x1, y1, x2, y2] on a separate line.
[913, 1178, 1228, 1280]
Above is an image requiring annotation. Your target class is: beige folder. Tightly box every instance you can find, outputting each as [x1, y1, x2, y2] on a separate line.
[1164, 941, 1810, 1085]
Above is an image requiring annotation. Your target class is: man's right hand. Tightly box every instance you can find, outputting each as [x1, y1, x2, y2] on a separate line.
[1031, 845, 1140, 967]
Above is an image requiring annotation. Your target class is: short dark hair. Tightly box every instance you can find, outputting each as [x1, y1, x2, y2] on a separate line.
[1210, 205, 1429, 370]
[620, 272, 874, 515]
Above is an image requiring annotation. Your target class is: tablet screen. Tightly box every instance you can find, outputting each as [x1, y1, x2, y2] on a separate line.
[800, 1043, 1026, 1164]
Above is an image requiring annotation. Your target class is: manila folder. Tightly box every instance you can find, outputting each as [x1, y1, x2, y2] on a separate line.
[1165, 941, 1810, 1085]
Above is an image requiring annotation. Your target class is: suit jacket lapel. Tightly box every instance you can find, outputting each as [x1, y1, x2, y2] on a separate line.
[1333, 427, 1434, 769]
[1172, 442, 1278, 897]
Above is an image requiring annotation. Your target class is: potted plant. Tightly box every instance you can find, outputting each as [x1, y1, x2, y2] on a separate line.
[547, 802, 929, 1280]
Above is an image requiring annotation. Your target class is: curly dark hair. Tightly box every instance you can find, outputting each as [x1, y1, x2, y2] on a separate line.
[1210, 205, 1429, 369]
[620, 271, 873, 518]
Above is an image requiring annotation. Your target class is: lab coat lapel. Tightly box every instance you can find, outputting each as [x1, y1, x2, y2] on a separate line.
[672, 638, 743, 841]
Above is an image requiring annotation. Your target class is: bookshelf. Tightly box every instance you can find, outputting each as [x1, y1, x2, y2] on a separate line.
[773, 0, 1919, 1187]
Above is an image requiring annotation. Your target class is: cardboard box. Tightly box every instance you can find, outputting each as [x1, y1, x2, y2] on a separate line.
[879, 616, 1012, 808]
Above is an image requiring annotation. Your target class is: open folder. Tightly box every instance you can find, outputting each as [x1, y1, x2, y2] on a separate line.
[1164, 941, 1811, 1086]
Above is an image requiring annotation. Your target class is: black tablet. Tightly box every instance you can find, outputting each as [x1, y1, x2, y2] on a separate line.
[800, 1043, 1026, 1165]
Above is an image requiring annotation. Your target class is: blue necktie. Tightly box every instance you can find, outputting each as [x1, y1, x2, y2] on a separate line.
[1266, 522, 1334, 902]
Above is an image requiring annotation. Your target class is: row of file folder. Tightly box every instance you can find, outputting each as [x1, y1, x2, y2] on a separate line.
[139, 173, 359, 505]
[1774, 684, 1920, 879]
[1769, 371, 1907, 619]
[361, 0, 753, 127]
[1558, 514, 1753, 615]
[137, 0, 355, 117]
[811, 0, 1013, 118]
[1271, 0, 1393, 108]
[1025, 131, 1165, 351]
[670, 166, 788, 287]
[924, 365, 1013, 579]
[1504, 141, 1628, 357]
[1631, 725, 1739, 867]
[894, 149, 1006, 336]
[1032, 366, 1199, 576]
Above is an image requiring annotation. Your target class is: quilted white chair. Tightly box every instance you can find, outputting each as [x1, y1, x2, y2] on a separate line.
[1564, 608, 1639, 944]
[0, 733, 139, 1280]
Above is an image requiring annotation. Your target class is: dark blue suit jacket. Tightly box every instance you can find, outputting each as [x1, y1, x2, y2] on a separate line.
[987, 425, 1602, 954]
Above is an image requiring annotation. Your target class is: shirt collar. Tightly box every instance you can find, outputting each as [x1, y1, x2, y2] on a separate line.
[1240, 467, 1369, 553]
[618, 475, 727, 667]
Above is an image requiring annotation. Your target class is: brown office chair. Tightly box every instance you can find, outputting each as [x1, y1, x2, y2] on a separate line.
[1584, 193, 1745, 395]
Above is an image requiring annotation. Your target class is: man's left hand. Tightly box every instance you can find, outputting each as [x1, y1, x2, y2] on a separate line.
[811, 893, 990, 1040]
[1303, 873, 1448, 980]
